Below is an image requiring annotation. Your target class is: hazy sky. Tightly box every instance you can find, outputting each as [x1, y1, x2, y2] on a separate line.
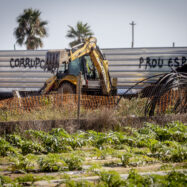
[0, 0, 187, 50]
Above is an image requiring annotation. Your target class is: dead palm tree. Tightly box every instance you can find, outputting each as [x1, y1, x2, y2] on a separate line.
[66, 21, 94, 47]
[14, 8, 48, 50]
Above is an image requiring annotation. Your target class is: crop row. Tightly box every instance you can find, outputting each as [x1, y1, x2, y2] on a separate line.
[0, 122, 186, 172]
[1, 169, 186, 186]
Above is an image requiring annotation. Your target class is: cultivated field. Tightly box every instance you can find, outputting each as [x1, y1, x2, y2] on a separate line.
[0, 121, 186, 186]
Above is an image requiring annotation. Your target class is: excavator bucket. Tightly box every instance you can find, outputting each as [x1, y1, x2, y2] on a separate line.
[44, 50, 69, 73]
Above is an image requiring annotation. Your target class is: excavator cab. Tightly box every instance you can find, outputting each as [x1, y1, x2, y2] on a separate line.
[42, 37, 117, 95]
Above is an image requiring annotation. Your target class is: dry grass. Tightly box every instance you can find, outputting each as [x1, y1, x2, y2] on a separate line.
[116, 97, 147, 117]
[0, 96, 167, 124]
[0, 103, 77, 122]
[85, 107, 120, 131]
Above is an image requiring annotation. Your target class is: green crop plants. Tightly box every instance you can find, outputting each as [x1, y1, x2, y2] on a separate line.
[7, 133, 45, 155]
[26, 129, 72, 153]
[61, 179, 95, 187]
[15, 174, 41, 185]
[57, 170, 187, 187]
[98, 170, 126, 187]
[21, 140, 45, 155]
[50, 129, 87, 150]
[50, 128, 71, 138]
[126, 169, 154, 186]
[10, 154, 37, 173]
[0, 137, 19, 156]
[0, 122, 186, 185]
[120, 153, 132, 167]
[6, 134, 24, 148]
[38, 153, 67, 172]
[128, 155, 159, 167]
[157, 145, 187, 162]
[87, 163, 102, 173]
[91, 147, 116, 160]
[119, 135, 137, 147]
[131, 147, 150, 155]
[0, 175, 13, 186]
[150, 171, 187, 186]
[64, 154, 84, 171]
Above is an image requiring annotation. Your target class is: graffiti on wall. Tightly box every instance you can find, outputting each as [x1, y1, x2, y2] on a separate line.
[139, 56, 187, 69]
[10, 57, 45, 69]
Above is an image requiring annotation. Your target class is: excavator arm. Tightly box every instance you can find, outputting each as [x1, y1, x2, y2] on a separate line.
[70, 37, 112, 95]
[42, 37, 116, 95]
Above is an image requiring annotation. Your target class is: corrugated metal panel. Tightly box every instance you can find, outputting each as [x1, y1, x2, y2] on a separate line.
[102, 47, 187, 94]
[0, 47, 187, 95]
[0, 50, 49, 93]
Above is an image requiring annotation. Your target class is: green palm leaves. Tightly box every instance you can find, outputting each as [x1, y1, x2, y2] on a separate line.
[14, 8, 48, 50]
[66, 21, 94, 47]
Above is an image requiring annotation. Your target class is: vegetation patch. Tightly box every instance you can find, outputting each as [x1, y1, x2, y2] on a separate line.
[0, 121, 186, 185]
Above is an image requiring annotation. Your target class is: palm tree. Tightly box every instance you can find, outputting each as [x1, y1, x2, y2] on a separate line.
[66, 21, 94, 47]
[14, 8, 48, 50]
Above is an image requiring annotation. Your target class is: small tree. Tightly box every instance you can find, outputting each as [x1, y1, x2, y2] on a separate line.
[14, 8, 48, 50]
[66, 21, 94, 47]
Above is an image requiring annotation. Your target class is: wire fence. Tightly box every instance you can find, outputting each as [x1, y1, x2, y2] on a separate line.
[0, 88, 186, 119]
[0, 94, 118, 112]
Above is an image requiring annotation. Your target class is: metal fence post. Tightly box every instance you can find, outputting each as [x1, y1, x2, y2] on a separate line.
[77, 72, 82, 125]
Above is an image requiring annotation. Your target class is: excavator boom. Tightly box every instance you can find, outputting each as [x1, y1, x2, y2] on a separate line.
[42, 37, 117, 95]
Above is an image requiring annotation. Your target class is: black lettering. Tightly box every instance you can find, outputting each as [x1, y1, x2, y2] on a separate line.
[15, 59, 19, 67]
[25, 58, 30, 68]
[182, 56, 187, 65]
[30, 59, 35, 68]
[10, 58, 15, 68]
[174, 57, 179, 67]
[20, 58, 25, 67]
[10, 57, 45, 69]
[152, 59, 157, 68]
[168, 58, 173, 67]
[139, 57, 144, 68]
[35, 58, 40, 68]
[145, 57, 151, 69]
[158, 58, 163, 68]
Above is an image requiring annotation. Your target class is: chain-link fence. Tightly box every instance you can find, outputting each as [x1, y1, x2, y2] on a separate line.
[0, 87, 186, 122]
[0, 94, 118, 112]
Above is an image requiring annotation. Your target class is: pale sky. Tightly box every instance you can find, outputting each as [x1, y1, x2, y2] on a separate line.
[0, 0, 187, 50]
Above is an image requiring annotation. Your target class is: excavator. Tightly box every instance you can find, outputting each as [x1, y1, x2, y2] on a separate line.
[40, 37, 117, 95]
